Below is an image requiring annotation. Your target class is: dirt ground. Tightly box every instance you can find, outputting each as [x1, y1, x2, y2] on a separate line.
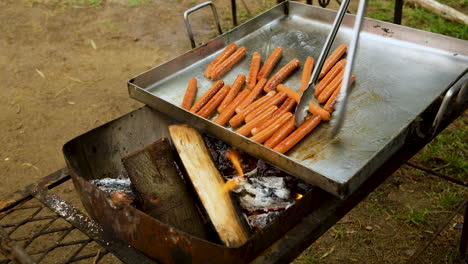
[0, 0, 466, 263]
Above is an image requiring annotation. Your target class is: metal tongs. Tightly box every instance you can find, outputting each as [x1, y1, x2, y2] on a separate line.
[294, 0, 368, 137]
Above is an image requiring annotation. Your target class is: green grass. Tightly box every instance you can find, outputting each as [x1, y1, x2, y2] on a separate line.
[331, 226, 347, 240]
[400, 206, 430, 226]
[367, 0, 468, 40]
[436, 186, 465, 210]
[416, 117, 467, 181]
[60, 0, 102, 7]
[126, 0, 153, 7]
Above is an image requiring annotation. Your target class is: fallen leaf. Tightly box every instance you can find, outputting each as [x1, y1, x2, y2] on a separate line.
[68, 101, 76, 105]
[4, 157, 11, 161]
[320, 246, 335, 259]
[90, 39, 97, 49]
[22, 163, 40, 171]
[36, 69, 46, 78]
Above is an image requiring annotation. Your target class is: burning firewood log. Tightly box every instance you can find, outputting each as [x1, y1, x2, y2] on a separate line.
[169, 124, 250, 247]
[122, 138, 208, 239]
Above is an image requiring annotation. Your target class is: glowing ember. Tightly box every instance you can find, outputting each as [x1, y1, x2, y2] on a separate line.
[294, 193, 303, 200]
[223, 149, 244, 193]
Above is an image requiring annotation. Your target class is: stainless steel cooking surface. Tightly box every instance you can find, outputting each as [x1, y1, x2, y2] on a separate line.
[128, 2, 468, 197]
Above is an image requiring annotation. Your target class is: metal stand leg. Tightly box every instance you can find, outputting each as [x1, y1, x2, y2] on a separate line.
[231, 0, 237, 26]
[394, 0, 403, 24]
[460, 200, 468, 255]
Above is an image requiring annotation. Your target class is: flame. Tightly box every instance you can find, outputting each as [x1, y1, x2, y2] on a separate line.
[226, 149, 243, 178]
[293, 193, 303, 200]
[223, 149, 244, 193]
[223, 177, 241, 193]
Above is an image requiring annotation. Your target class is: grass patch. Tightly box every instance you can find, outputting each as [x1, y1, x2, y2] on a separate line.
[59, 0, 102, 7]
[331, 226, 347, 240]
[399, 205, 430, 226]
[367, 0, 468, 40]
[436, 186, 465, 210]
[415, 116, 467, 181]
[126, 0, 153, 7]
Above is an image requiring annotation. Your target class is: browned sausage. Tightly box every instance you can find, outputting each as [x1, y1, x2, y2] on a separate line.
[257, 48, 282, 81]
[263, 58, 300, 92]
[273, 115, 322, 154]
[205, 43, 238, 78]
[247, 52, 261, 89]
[211, 47, 247, 80]
[181, 77, 197, 110]
[218, 74, 245, 113]
[319, 44, 347, 79]
[190, 80, 224, 113]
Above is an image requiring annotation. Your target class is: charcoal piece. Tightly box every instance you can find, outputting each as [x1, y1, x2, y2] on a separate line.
[90, 178, 132, 193]
[237, 177, 294, 212]
[247, 211, 283, 230]
[122, 138, 208, 239]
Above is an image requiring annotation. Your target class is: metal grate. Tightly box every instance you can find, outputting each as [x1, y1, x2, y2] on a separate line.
[0, 198, 117, 264]
[0, 169, 154, 264]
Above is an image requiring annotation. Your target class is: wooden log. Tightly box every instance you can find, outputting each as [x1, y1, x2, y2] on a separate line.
[122, 138, 208, 239]
[169, 125, 250, 247]
[406, 0, 468, 25]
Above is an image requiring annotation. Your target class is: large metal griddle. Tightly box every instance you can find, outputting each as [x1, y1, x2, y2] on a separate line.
[128, 1, 468, 197]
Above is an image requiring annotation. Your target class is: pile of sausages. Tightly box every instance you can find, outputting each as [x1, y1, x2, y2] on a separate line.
[180, 43, 354, 154]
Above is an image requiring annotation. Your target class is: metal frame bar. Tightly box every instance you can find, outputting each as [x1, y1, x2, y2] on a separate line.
[183, 1, 222, 49]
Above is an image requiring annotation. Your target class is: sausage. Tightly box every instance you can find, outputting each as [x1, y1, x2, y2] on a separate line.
[190, 80, 224, 113]
[264, 118, 296, 149]
[205, 43, 238, 78]
[308, 102, 330, 121]
[314, 59, 346, 97]
[235, 78, 267, 113]
[244, 91, 288, 123]
[273, 115, 322, 154]
[214, 89, 250, 126]
[277, 84, 301, 103]
[317, 69, 344, 103]
[235, 105, 277, 136]
[218, 74, 245, 113]
[181, 78, 197, 110]
[324, 74, 356, 112]
[257, 48, 283, 81]
[229, 91, 276, 127]
[319, 44, 347, 79]
[247, 52, 261, 89]
[264, 58, 301, 92]
[300, 57, 314, 92]
[250, 112, 292, 144]
[197, 85, 230, 118]
[251, 97, 296, 135]
[211, 47, 247, 80]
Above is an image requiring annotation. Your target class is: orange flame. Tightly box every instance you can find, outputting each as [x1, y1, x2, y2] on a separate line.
[226, 149, 243, 179]
[223, 149, 244, 193]
[293, 193, 303, 200]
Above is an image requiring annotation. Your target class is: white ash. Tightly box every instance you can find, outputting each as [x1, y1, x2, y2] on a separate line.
[235, 177, 294, 212]
[90, 178, 132, 193]
[247, 211, 282, 230]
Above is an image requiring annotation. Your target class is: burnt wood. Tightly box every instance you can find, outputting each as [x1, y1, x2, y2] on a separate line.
[122, 138, 207, 239]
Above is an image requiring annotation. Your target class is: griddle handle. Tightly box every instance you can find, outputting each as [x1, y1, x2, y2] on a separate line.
[184, 1, 223, 49]
[432, 68, 468, 133]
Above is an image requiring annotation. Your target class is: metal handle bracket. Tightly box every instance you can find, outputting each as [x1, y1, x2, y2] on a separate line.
[432, 68, 468, 133]
[184, 1, 223, 49]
